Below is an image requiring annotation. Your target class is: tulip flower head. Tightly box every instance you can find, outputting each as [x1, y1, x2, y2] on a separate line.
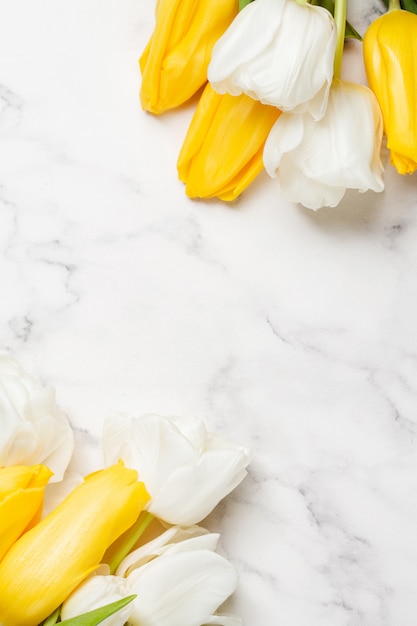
[263, 79, 385, 210]
[363, 7, 417, 175]
[0, 463, 52, 562]
[0, 355, 73, 482]
[104, 412, 251, 525]
[0, 461, 149, 626]
[208, 0, 337, 120]
[177, 82, 281, 201]
[140, 0, 238, 114]
[62, 527, 239, 626]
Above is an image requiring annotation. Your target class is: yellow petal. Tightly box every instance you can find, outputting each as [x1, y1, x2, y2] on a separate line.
[0, 464, 52, 562]
[363, 9, 417, 174]
[177, 83, 281, 201]
[0, 461, 149, 626]
[140, 0, 238, 114]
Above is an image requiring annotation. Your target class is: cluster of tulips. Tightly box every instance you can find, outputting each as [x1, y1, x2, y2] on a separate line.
[140, 0, 417, 209]
[0, 356, 251, 626]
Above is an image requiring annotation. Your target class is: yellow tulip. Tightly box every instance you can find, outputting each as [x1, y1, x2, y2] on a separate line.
[139, 0, 238, 114]
[177, 83, 281, 201]
[0, 461, 149, 626]
[0, 464, 52, 562]
[363, 8, 417, 174]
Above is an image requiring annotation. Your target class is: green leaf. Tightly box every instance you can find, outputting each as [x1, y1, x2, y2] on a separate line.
[238, 0, 253, 10]
[310, 0, 362, 39]
[58, 595, 136, 626]
[401, 0, 417, 14]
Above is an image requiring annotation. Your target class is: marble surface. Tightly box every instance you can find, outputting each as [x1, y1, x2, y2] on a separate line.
[1, 0, 417, 624]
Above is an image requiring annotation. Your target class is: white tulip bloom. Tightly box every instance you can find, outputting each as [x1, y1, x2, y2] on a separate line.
[62, 537, 239, 626]
[127, 549, 238, 626]
[61, 574, 131, 626]
[263, 79, 385, 210]
[208, 0, 336, 120]
[103, 413, 251, 525]
[0, 356, 73, 481]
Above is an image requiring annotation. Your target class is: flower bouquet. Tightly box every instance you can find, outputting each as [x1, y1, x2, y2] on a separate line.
[140, 0, 417, 209]
[0, 357, 251, 626]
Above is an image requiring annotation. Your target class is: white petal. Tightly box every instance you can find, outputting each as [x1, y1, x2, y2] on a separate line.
[0, 356, 74, 481]
[279, 155, 346, 210]
[116, 525, 216, 577]
[127, 550, 238, 626]
[208, 0, 286, 92]
[263, 113, 304, 177]
[149, 447, 250, 525]
[104, 412, 198, 495]
[61, 575, 131, 626]
[203, 615, 243, 626]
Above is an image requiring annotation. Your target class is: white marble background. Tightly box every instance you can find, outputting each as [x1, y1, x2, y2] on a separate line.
[1, 0, 417, 624]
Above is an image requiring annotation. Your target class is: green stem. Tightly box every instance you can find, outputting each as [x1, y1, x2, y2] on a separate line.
[388, 0, 401, 8]
[108, 511, 154, 574]
[41, 606, 61, 626]
[333, 0, 347, 78]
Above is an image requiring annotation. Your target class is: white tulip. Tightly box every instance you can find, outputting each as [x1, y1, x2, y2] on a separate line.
[126, 549, 238, 626]
[208, 0, 336, 120]
[263, 79, 385, 210]
[60, 574, 131, 626]
[62, 536, 240, 626]
[103, 413, 251, 525]
[0, 356, 73, 481]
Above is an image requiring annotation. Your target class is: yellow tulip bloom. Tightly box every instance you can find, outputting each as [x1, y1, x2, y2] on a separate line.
[0, 464, 52, 562]
[139, 0, 238, 114]
[363, 8, 417, 174]
[177, 83, 281, 201]
[0, 461, 149, 626]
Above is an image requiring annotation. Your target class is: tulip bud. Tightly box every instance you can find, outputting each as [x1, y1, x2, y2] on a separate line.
[208, 0, 336, 121]
[176, 83, 281, 201]
[363, 8, 417, 174]
[263, 79, 384, 209]
[0, 462, 149, 626]
[104, 412, 251, 524]
[140, 0, 238, 114]
[0, 355, 73, 482]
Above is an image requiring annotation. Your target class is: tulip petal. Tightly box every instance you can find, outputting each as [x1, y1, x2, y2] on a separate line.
[61, 575, 131, 626]
[150, 448, 250, 524]
[0, 464, 52, 561]
[0, 356, 74, 482]
[104, 412, 199, 494]
[127, 550, 238, 626]
[117, 526, 219, 576]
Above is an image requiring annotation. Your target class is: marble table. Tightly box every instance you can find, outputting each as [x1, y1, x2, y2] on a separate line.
[1, 0, 417, 624]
